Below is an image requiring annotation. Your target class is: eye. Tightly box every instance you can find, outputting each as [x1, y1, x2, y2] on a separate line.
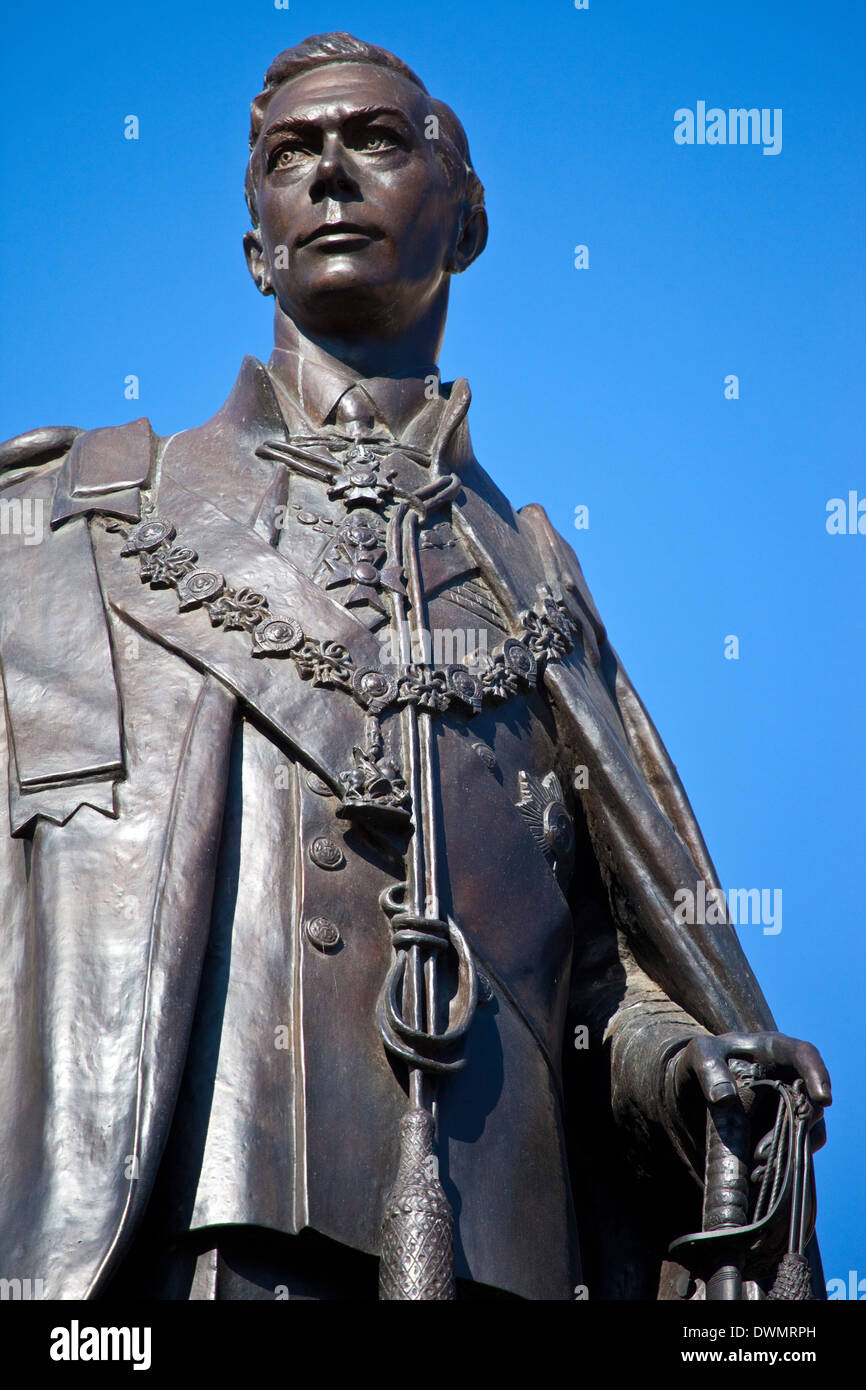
[270, 143, 307, 170]
[352, 129, 401, 153]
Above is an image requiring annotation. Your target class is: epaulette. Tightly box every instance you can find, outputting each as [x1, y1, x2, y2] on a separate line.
[50, 417, 154, 528]
[0, 419, 155, 527]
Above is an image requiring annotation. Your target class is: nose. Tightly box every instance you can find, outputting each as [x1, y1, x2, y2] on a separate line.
[310, 135, 361, 203]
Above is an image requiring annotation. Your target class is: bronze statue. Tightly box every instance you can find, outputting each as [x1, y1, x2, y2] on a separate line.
[0, 32, 831, 1301]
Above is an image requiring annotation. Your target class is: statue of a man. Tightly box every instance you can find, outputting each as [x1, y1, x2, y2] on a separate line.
[0, 32, 831, 1301]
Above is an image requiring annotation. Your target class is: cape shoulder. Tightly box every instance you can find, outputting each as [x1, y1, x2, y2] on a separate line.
[0, 419, 156, 834]
[0, 418, 154, 521]
[0, 426, 81, 486]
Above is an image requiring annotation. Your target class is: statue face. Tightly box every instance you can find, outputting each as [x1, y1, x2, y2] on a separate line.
[245, 62, 471, 340]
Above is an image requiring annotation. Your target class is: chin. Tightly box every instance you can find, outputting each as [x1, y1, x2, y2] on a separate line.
[286, 276, 402, 336]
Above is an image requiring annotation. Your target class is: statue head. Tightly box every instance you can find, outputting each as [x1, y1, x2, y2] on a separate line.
[243, 33, 488, 358]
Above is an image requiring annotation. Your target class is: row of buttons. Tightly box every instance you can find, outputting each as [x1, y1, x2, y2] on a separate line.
[302, 777, 494, 1001]
[305, 915, 342, 952]
[308, 835, 344, 870]
[305, 814, 344, 949]
[305, 755, 344, 951]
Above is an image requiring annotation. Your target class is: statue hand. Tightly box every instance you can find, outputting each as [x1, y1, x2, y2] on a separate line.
[672, 1031, 832, 1151]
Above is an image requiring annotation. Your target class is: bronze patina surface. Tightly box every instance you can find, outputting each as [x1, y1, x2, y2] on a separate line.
[0, 32, 831, 1301]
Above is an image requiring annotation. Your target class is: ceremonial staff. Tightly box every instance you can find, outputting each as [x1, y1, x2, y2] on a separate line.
[377, 481, 479, 1301]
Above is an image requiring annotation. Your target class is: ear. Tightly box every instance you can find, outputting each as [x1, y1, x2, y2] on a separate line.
[448, 204, 488, 274]
[243, 229, 274, 296]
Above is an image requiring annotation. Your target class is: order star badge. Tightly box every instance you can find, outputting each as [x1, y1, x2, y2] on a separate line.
[516, 770, 575, 887]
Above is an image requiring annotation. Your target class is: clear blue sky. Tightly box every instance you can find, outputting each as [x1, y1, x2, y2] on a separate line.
[1, 0, 863, 1294]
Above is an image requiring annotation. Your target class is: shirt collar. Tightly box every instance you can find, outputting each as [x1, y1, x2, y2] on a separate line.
[267, 327, 441, 439]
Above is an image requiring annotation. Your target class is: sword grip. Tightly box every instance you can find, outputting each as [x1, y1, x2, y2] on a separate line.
[703, 1099, 751, 1299]
[703, 1100, 751, 1230]
[702, 1063, 762, 1300]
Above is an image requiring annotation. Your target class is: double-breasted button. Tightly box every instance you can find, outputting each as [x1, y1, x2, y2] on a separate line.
[305, 916, 342, 952]
[308, 836, 344, 870]
[476, 968, 495, 1005]
[472, 741, 497, 772]
[305, 770, 334, 797]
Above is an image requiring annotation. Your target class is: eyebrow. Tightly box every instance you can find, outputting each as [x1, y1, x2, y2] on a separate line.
[261, 105, 415, 143]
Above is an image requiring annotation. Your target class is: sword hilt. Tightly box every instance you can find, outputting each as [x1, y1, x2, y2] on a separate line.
[702, 1063, 761, 1299]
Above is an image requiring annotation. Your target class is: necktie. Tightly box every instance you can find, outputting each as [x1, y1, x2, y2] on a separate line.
[334, 385, 380, 441]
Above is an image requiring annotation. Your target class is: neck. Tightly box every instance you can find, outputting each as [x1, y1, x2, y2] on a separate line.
[273, 291, 449, 379]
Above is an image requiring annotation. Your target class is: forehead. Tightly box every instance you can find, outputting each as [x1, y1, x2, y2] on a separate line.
[260, 61, 428, 131]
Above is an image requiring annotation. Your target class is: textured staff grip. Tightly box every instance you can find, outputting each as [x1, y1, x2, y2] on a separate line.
[379, 1108, 455, 1301]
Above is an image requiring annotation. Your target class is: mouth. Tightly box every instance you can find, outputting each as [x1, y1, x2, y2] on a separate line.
[297, 221, 385, 250]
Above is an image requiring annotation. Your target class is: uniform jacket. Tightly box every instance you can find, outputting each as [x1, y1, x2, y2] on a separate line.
[0, 357, 778, 1300]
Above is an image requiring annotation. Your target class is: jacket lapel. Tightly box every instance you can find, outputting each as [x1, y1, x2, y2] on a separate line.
[91, 359, 550, 790]
[93, 469, 384, 790]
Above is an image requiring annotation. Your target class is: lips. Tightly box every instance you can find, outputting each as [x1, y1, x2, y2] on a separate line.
[297, 221, 384, 248]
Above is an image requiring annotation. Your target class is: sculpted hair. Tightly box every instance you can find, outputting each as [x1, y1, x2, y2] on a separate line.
[245, 31, 485, 227]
